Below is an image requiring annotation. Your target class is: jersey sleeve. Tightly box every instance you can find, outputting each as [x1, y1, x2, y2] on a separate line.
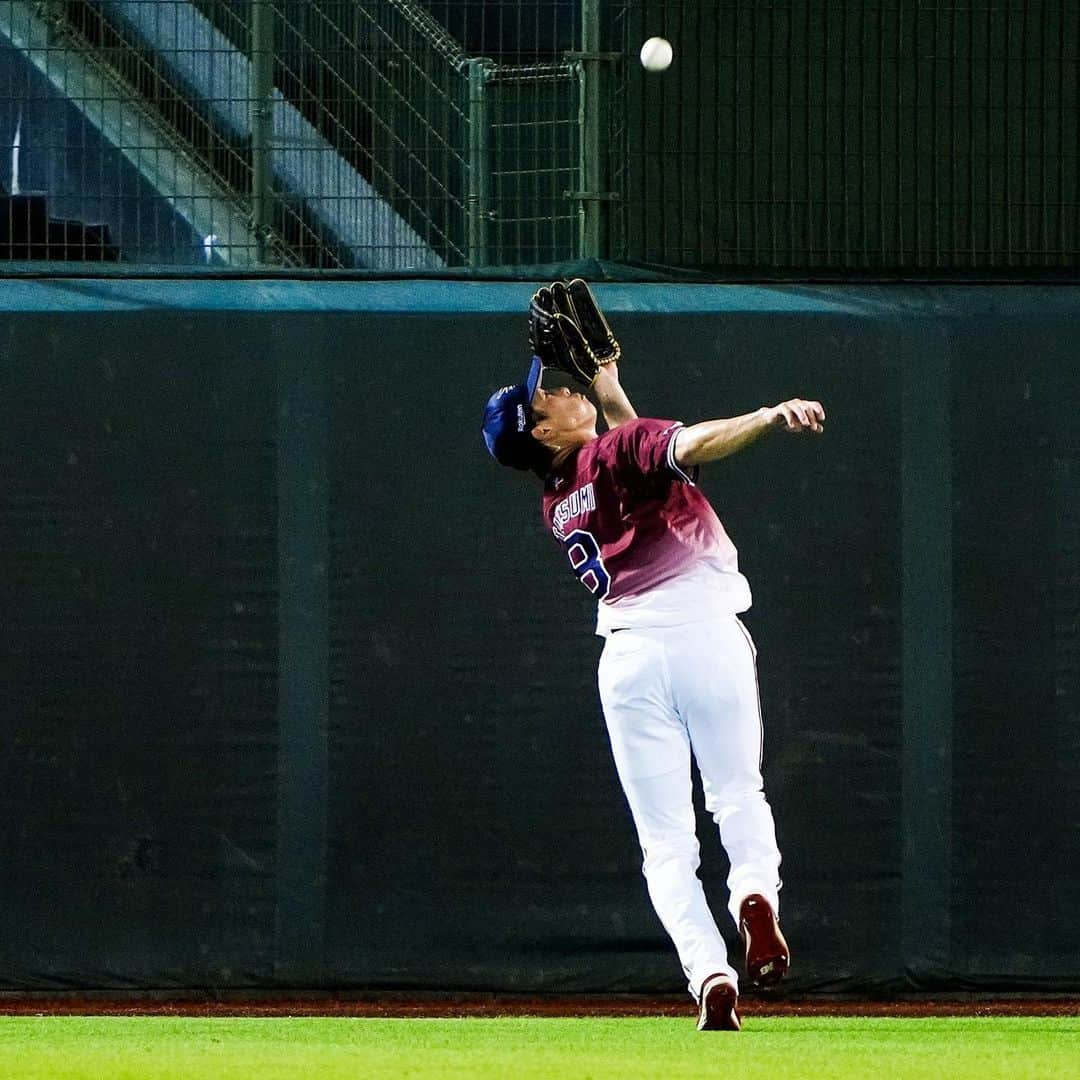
[601, 418, 697, 488]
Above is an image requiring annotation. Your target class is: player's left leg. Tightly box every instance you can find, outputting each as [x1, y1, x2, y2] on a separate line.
[667, 616, 786, 963]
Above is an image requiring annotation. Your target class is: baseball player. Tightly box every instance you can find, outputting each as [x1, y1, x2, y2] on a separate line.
[481, 282, 824, 1030]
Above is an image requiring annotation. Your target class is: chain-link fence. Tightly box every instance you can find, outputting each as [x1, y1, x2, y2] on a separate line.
[612, 0, 1080, 272]
[0, 1, 581, 267]
[2, 1, 1077, 274]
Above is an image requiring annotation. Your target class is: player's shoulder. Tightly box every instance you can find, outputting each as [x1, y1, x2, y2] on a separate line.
[595, 417, 681, 457]
[604, 417, 681, 439]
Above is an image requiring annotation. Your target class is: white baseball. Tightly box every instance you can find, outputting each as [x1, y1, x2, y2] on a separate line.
[640, 37, 673, 72]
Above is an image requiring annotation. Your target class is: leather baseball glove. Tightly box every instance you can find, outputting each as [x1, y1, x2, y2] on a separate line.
[528, 279, 622, 388]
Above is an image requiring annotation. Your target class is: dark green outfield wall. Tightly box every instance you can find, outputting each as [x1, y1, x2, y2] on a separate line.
[0, 281, 1077, 994]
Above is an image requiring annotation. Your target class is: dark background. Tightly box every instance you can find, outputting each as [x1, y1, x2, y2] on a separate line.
[0, 280, 1076, 993]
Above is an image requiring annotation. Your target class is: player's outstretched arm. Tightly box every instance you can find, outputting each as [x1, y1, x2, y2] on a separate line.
[591, 361, 638, 430]
[674, 398, 825, 467]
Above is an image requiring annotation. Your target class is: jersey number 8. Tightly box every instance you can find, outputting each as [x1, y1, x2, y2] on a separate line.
[563, 529, 611, 599]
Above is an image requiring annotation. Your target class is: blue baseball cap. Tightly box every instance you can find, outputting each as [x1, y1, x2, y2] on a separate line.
[482, 355, 546, 471]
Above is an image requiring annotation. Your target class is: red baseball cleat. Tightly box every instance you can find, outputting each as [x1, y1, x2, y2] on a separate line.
[739, 894, 790, 987]
[696, 974, 741, 1031]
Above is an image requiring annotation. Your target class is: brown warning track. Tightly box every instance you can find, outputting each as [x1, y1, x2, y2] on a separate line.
[0, 994, 1076, 1018]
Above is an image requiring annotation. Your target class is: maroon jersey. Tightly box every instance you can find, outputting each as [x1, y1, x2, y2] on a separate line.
[541, 418, 741, 604]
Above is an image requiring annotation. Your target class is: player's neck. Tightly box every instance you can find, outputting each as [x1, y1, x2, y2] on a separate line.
[550, 426, 596, 466]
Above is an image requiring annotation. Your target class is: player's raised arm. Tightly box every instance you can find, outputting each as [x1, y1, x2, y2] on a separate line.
[674, 399, 825, 467]
[591, 361, 637, 429]
[529, 279, 638, 428]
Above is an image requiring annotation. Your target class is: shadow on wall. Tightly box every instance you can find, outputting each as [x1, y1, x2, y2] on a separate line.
[0, 38, 204, 264]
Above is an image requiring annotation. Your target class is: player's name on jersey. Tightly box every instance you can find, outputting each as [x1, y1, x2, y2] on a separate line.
[552, 482, 597, 540]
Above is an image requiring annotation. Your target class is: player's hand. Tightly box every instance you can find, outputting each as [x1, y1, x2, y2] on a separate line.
[765, 399, 825, 434]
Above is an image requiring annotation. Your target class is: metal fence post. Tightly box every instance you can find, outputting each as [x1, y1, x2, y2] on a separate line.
[250, 0, 276, 264]
[466, 59, 490, 268]
[579, 0, 603, 259]
[568, 0, 621, 260]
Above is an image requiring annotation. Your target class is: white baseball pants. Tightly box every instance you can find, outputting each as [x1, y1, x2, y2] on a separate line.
[597, 615, 782, 1000]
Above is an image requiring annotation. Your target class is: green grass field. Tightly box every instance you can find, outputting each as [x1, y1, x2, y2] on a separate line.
[1, 1016, 1076, 1079]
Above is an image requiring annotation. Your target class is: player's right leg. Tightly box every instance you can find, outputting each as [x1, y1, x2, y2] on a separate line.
[597, 628, 739, 1007]
[668, 616, 789, 985]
